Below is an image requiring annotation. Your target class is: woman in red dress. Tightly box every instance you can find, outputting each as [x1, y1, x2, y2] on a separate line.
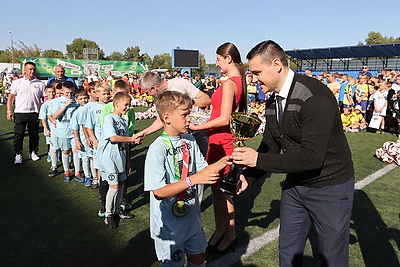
[190, 42, 247, 253]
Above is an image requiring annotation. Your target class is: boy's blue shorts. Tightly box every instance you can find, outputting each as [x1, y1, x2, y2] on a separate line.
[154, 228, 207, 266]
[101, 171, 127, 186]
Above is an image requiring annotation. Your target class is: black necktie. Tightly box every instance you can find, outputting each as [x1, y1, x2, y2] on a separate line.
[276, 95, 284, 124]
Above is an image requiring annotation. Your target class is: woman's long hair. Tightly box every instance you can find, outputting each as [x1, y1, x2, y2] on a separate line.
[216, 42, 247, 113]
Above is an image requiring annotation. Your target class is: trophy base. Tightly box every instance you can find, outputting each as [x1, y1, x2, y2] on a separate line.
[219, 180, 237, 196]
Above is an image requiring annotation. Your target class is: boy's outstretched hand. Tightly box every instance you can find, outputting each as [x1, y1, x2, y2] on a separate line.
[190, 156, 232, 185]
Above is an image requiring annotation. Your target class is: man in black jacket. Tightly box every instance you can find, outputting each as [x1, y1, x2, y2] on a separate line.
[233, 40, 355, 267]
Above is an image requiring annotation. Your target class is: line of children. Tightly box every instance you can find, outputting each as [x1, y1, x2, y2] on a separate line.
[144, 90, 231, 266]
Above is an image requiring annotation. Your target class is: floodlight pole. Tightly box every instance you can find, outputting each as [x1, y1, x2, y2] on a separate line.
[9, 31, 14, 69]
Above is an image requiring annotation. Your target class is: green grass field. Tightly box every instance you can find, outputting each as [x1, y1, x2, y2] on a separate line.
[0, 104, 399, 266]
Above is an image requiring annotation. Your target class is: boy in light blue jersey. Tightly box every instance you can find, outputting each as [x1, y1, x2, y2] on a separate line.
[51, 81, 79, 182]
[71, 89, 92, 186]
[39, 84, 58, 178]
[144, 91, 230, 267]
[80, 82, 99, 188]
[97, 92, 137, 229]
[85, 83, 111, 188]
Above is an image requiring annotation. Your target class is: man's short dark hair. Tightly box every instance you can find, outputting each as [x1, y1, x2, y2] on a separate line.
[24, 61, 36, 68]
[247, 40, 288, 67]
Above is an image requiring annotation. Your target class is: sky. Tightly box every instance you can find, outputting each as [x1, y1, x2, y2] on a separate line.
[1, 0, 399, 64]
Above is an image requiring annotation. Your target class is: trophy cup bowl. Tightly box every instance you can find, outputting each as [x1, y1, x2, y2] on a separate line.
[219, 112, 261, 195]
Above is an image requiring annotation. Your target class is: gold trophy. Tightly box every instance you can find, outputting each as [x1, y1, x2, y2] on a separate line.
[219, 112, 261, 195]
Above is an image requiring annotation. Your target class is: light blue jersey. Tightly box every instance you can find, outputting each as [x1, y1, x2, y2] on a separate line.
[85, 102, 105, 139]
[97, 114, 129, 174]
[51, 96, 79, 138]
[39, 100, 53, 144]
[144, 133, 208, 246]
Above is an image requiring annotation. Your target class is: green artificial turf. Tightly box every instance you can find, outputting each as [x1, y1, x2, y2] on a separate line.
[0, 104, 399, 266]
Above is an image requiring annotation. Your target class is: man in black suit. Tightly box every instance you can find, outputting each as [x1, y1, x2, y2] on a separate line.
[233, 40, 355, 267]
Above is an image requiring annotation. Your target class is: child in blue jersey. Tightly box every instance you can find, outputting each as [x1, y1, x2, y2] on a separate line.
[39, 84, 58, 178]
[51, 81, 80, 182]
[97, 92, 137, 229]
[144, 91, 230, 267]
[98, 80, 136, 218]
[80, 82, 99, 188]
[71, 89, 91, 186]
[85, 83, 111, 188]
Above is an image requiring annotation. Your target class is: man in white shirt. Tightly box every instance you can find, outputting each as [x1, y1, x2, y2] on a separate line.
[6, 62, 45, 164]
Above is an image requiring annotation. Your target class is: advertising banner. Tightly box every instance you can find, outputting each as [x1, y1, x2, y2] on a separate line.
[20, 57, 150, 78]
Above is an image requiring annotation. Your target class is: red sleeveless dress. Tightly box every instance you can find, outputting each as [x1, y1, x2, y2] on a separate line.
[206, 76, 243, 174]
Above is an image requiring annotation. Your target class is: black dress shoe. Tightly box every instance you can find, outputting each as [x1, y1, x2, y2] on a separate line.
[214, 238, 237, 254]
[206, 233, 225, 252]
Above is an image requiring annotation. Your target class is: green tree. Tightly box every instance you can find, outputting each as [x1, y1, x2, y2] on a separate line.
[108, 51, 124, 61]
[0, 50, 12, 63]
[360, 31, 400, 45]
[151, 53, 171, 69]
[14, 41, 41, 58]
[42, 49, 64, 58]
[123, 46, 151, 62]
[66, 38, 105, 59]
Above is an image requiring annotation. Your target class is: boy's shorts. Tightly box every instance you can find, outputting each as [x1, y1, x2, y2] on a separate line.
[154, 228, 207, 266]
[101, 171, 127, 186]
[58, 137, 72, 151]
[49, 135, 60, 151]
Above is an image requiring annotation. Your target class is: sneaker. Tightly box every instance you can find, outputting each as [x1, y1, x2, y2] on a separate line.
[14, 154, 23, 165]
[64, 171, 72, 182]
[74, 172, 84, 183]
[91, 179, 99, 189]
[119, 210, 134, 219]
[104, 215, 117, 229]
[84, 177, 92, 187]
[48, 167, 58, 179]
[29, 151, 40, 161]
[47, 154, 51, 163]
[98, 206, 106, 218]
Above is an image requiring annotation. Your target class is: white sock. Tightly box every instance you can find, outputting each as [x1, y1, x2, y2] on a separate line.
[82, 157, 91, 178]
[73, 152, 81, 174]
[61, 153, 70, 172]
[90, 158, 97, 179]
[49, 149, 58, 169]
[105, 187, 119, 216]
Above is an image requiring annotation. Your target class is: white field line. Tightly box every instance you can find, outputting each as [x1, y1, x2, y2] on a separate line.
[207, 163, 398, 267]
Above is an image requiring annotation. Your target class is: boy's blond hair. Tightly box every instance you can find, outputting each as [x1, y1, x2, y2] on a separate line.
[155, 91, 192, 122]
[95, 82, 111, 93]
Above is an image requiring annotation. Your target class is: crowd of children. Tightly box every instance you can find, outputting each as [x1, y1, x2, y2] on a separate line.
[39, 79, 136, 229]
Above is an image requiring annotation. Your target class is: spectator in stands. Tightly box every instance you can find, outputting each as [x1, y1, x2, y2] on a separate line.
[47, 65, 78, 91]
[338, 74, 349, 112]
[193, 75, 203, 91]
[77, 73, 85, 90]
[204, 75, 217, 98]
[352, 105, 368, 130]
[354, 74, 369, 117]
[373, 81, 390, 133]
[343, 76, 356, 108]
[359, 65, 372, 77]
[304, 68, 313, 77]
[327, 73, 340, 102]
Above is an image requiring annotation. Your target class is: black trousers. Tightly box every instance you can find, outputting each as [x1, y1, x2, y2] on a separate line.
[13, 113, 40, 155]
